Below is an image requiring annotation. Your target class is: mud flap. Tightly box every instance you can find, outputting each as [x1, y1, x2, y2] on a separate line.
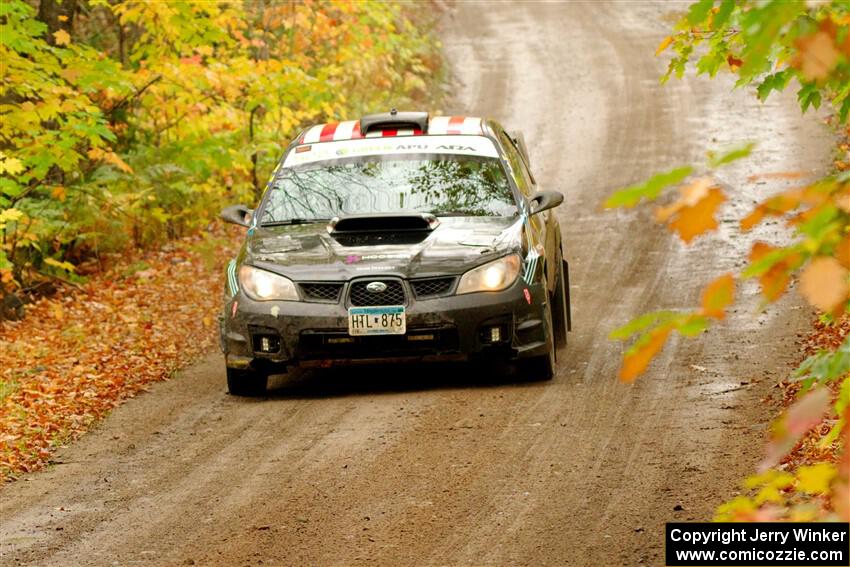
[564, 259, 572, 331]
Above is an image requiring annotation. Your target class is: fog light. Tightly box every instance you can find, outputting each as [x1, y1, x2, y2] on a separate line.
[252, 333, 281, 353]
[490, 326, 501, 343]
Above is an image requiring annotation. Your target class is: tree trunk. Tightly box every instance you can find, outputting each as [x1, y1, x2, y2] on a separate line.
[37, 0, 77, 45]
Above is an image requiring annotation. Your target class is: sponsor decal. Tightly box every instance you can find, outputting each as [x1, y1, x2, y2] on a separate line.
[295, 145, 311, 153]
[284, 135, 499, 167]
[523, 288, 532, 304]
[344, 255, 361, 264]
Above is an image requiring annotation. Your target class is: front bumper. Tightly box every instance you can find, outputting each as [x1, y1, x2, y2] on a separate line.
[220, 279, 550, 372]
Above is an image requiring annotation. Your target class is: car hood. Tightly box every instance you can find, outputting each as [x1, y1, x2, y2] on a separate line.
[243, 216, 524, 281]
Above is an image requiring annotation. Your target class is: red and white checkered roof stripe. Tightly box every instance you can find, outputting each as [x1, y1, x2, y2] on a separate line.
[298, 116, 483, 144]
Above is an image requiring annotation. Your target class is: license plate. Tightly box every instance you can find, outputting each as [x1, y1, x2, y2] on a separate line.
[348, 305, 406, 336]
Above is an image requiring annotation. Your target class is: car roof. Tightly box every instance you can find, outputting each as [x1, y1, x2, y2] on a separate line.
[297, 112, 486, 145]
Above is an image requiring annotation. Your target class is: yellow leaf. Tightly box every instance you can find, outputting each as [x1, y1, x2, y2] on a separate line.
[655, 35, 673, 56]
[799, 257, 849, 313]
[619, 325, 672, 383]
[53, 29, 71, 46]
[51, 302, 64, 322]
[700, 273, 735, 319]
[0, 155, 24, 175]
[796, 463, 836, 495]
[51, 186, 67, 202]
[0, 208, 24, 224]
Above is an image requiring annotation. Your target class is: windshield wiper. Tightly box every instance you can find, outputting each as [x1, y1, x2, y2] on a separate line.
[259, 218, 329, 227]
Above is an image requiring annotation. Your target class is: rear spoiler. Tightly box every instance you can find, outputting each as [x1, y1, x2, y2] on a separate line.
[360, 109, 429, 135]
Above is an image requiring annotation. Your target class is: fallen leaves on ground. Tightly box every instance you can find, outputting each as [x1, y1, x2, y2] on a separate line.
[0, 227, 240, 481]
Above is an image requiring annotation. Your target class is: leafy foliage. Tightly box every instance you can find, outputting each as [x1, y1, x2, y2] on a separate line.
[657, 0, 850, 122]
[0, 0, 441, 294]
[611, 0, 850, 521]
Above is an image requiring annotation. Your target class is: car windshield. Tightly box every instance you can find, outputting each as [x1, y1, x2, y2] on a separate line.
[259, 154, 516, 224]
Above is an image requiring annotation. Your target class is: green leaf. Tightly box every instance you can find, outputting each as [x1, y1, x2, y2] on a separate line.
[743, 246, 804, 279]
[794, 334, 850, 388]
[798, 82, 822, 114]
[609, 310, 679, 340]
[707, 143, 755, 168]
[687, 0, 714, 26]
[756, 70, 791, 102]
[839, 96, 850, 125]
[604, 166, 693, 208]
[677, 315, 710, 337]
[712, 0, 735, 29]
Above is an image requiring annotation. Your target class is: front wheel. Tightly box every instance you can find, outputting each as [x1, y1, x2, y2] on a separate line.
[520, 287, 556, 381]
[552, 253, 569, 350]
[226, 367, 267, 397]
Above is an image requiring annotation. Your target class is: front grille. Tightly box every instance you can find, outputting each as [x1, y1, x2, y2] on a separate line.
[348, 279, 405, 306]
[298, 328, 459, 360]
[300, 282, 344, 303]
[411, 277, 455, 299]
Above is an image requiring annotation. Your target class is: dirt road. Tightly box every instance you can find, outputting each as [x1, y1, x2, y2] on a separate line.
[0, 3, 833, 566]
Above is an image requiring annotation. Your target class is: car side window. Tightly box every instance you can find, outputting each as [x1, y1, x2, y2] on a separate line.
[500, 132, 535, 199]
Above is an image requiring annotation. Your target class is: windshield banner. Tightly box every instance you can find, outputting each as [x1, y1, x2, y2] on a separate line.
[283, 135, 500, 167]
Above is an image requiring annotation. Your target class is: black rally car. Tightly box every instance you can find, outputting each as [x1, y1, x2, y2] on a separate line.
[219, 110, 570, 395]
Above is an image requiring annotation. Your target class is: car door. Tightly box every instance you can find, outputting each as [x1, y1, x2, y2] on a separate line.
[497, 130, 557, 292]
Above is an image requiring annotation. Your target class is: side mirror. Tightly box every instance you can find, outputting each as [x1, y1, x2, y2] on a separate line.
[529, 190, 564, 215]
[221, 204, 253, 227]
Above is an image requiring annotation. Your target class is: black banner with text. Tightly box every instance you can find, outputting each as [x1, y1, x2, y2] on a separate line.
[666, 523, 849, 566]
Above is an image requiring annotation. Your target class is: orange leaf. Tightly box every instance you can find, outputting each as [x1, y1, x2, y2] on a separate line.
[741, 188, 804, 231]
[700, 273, 735, 319]
[619, 326, 672, 383]
[667, 187, 726, 243]
[740, 208, 765, 231]
[836, 235, 850, 269]
[726, 54, 743, 71]
[51, 186, 66, 202]
[793, 30, 840, 81]
[749, 242, 801, 302]
[799, 257, 849, 313]
[746, 171, 804, 182]
[763, 387, 831, 468]
[655, 178, 726, 243]
[655, 35, 673, 56]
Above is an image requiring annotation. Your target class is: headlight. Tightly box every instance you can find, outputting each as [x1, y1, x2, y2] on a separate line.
[456, 255, 521, 294]
[238, 265, 299, 301]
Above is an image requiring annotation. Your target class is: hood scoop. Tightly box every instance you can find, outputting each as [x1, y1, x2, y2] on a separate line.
[328, 213, 439, 247]
[328, 213, 440, 234]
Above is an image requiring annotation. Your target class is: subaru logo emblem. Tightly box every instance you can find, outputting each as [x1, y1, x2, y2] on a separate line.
[366, 281, 387, 293]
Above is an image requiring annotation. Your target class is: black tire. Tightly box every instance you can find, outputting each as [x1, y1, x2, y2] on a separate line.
[226, 367, 267, 397]
[552, 251, 569, 350]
